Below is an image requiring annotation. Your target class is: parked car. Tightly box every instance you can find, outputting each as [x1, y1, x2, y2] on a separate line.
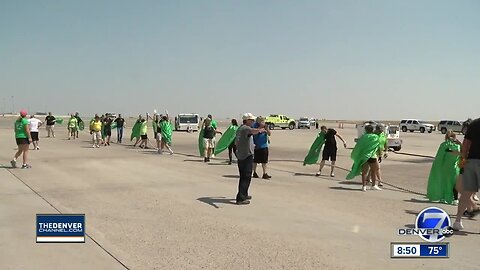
[399, 119, 436, 133]
[265, 114, 296, 130]
[438, 120, 463, 134]
[297, 117, 311, 129]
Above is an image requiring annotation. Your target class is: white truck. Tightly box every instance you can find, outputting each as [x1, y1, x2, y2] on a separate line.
[354, 121, 402, 151]
[175, 113, 200, 132]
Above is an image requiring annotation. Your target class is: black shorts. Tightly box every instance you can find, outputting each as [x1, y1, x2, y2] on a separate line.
[367, 158, 377, 164]
[16, 138, 30, 145]
[31, 132, 39, 141]
[322, 148, 337, 161]
[254, 148, 269, 164]
[105, 129, 112, 136]
[141, 135, 148, 140]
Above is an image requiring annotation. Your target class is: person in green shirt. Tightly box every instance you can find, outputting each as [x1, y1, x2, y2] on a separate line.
[373, 124, 388, 187]
[67, 114, 78, 140]
[11, 110, 32, 169]
[158, 115, 174, 155]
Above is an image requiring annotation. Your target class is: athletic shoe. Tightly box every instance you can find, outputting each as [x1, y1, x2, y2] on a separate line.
[316, 171, 321, 176]
[473, 194, 479, 201]
[262, 174, 272, 180]
[330, 172, 335, 177]
[21, 164, 32, 169]
[95, 145, 100, 148]
[371, 185, 382, 191]
[204, 157, 208, 163]
[452, 221, 464, 231]
[236, 200, 250, 205]
[92, 145, 96, 148]
[10, 160, 17, 168]
[36, 146, 40, 150]
[362, 186, 367, 192]
[246, 196, 252, 200]
[378, 182, 384, 187]
[211, 154, 215, 158]
[252, 172, 259, 178]
[452, 200, 459, 206]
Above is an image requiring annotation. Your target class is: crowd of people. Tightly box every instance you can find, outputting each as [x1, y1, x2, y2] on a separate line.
[8, 110, 480, 231]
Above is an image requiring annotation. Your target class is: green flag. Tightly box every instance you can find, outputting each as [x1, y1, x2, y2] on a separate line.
[130, 121, 142, 141]
[198, 128, 205, 156]
[214, 125, 238, 156]
[427, 140, 460, 204]
[160, 121, 173, 145]
[56, 118, 64, 125]
[303, 132, 326, 166]
[346, 133, 379, 180]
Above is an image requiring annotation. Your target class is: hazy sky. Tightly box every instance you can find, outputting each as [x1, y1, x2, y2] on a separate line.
[1, 0, 479, 120]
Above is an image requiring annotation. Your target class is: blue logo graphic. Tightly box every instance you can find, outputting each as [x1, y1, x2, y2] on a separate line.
[36, 214, 85, 243]
[415, 207, 452, 242]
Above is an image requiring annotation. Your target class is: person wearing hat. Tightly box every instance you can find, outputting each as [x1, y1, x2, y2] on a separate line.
[252, 116, 272, 179]
[235, 113, 266, 205]
[11, 110, 32, 169]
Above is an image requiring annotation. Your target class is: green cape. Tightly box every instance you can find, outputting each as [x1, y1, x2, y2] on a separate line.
[130, 121, 142, 141]
[198, 128, 205, 156]
[427, 140, 460, 204]
[160, 121, 173, 145]
[78, 121, 85, 131]
[55, 118, 64, 125]
[214, 125, 238, 156]
[346, 133, 380, 180]
[303, 132, 326, 165]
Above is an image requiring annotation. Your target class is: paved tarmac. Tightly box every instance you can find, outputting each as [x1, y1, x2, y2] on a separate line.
[0, 117, 478, 269]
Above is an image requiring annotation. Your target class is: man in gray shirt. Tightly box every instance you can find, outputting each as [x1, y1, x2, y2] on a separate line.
[235, 113, 266, 205]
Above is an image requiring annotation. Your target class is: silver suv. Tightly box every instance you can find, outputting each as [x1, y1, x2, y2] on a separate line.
[399, 119, 436, 133]
[438, 120, 463, 134]
[297, 117, 311, 129]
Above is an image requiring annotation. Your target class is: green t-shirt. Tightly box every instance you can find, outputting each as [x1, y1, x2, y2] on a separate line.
[15, 118, 29, 139]
[68, 118, 78, 128]
[140, 122, 148, 135]
[211, 120, 218, 130]
[378, 133, 387, 151]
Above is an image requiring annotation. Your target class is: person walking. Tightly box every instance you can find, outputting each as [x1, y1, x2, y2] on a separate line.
[114, 114, 126, 143]
[67, 114, 78, 140]
[45, 112, 56, 138]
[252, 117, 272, 179]
[235, 113, 266, 205]
[202, 118, 222, 162]
[28, 114, 43, 150]
[89, 115, 103, 148]
[316, 126, 347, 177]
[454, 118, 480, 230]
[11, 110, 32, 169]
[74, 112, 83, 138]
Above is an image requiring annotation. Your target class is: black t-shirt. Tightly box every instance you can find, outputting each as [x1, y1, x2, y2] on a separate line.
[115, 118, 125, 128]
[74, 116, 83, 123]
[465, 118, 480, 159]
[324, 129, 337, 149]
[45, 116, 56, 126]
[103, 118, 113, 130]
[203, 126, 215, 139]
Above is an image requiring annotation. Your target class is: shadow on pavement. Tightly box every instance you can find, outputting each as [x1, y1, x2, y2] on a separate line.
[329, 186, 362, 192]
[222, 175, 238, 179]
[197, 197, 236, 209]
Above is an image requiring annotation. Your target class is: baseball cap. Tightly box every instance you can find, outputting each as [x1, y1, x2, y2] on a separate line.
[242, 113, 256, 121]
[20, 110, 27, 117]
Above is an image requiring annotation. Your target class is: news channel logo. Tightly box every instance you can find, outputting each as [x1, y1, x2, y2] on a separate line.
[36, 214, 85, 243]
[398, 207, 454, 243]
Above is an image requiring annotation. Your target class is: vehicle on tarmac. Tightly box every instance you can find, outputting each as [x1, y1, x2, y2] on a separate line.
[437, 120, 464, 134]
[297, 117, 313, 129]
[355, 121, 402, 151]
[399, 119, 436, 133]
[265, 114, 296, 130]
[175, 113, 200, 132]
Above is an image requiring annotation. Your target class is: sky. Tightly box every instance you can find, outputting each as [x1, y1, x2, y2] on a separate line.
[1, 0, 479, 120]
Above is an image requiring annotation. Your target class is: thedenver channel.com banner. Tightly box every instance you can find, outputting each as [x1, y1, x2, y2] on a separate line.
[36, 214, 85, 243]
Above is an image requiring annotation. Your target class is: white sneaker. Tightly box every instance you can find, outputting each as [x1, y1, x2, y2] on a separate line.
[330, 172, 335, 177]
[211, 154, 215, 158]
[371, 185, 382, 191]
[473, 194, 479, 201]
[452, 221, 464, 231]
[452, 200, 459, 206]
[316, 171, 321, 177]
[362, 186, 367, 192]
[92, 145, 96, 148]
[36, 146, 40, 150]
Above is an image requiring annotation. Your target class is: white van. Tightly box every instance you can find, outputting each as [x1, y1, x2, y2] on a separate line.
[175, 114, 200, 132]
[355, 121, 403, 151]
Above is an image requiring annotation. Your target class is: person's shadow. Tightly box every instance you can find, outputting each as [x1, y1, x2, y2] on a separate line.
[197, 197, 236, 209]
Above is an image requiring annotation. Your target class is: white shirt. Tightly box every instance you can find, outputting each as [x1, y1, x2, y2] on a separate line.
[29, 118, 42, 132]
